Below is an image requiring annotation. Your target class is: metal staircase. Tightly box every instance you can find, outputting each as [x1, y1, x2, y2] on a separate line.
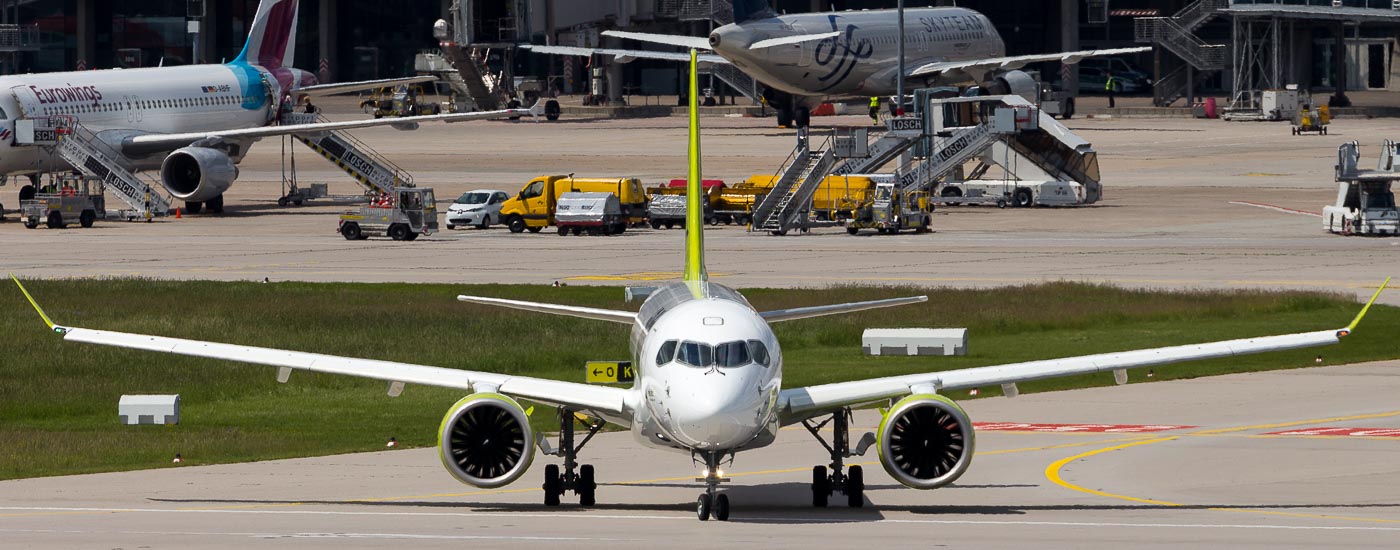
[439, 43, 509, 111]
[711, 64, 762, 105]
[831, 126, 923, 176]
[49, 118, 171, 219]
[283, 113, 414, 195]
[752, 142, 836, 233]
[893, 124, 998, 194]
[1134, 0, 1227, 107]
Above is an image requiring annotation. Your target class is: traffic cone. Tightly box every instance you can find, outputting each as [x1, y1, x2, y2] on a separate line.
[175, 208, 181, 219]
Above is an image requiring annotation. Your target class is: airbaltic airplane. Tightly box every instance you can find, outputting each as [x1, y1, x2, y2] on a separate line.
[527, 0, 1147, 127]
[0, 0, 534, 214]
[12, 53, 1389, 523]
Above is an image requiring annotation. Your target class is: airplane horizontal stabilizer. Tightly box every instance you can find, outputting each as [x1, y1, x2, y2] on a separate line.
[748, 32, 841, 50]
[602, 31, 712, 51]
[457, 295, 638, 325]
[760, 296, 927, 323]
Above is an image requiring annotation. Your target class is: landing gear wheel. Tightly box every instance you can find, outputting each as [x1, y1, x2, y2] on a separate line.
[543, 464, 562, 506]
[715, 493, 730, 521]
[46, 210, 64, 229]
[776, 108, 793, 128]
[205, 195, 224, 214]
[812, 465, 830, 507]
[79, 210, 95, 228]
[696, 493, 712, 521]
[185, 201, 203, 215]
[846, 465, 865, 508]
[578, 464, 596, 506]
[340, 222, 363, 241]
[388, 223, 410, 241]
[795, 107, 811, 129]
[507, 216, 526, 233]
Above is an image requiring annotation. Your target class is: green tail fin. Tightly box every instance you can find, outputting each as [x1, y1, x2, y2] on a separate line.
[683, 49, 707, 283]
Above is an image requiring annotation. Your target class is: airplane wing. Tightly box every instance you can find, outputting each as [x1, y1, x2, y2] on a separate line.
[121, 101, 543, 157]
[908, 46, 1152, 79]
[777, 278, 1389, 425]
[11, 276, 630, 416]
[457, 295, 638, 325]
[297, 76, 439, 96]
[760, 296, 928, 323]
[602, 30, 713, 50]
[522, 44, 729, 65]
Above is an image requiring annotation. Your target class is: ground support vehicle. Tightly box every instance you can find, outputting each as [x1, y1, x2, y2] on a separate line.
[647, 179, 724, 228]
[1293, 104, 1330, 136]
[500, 175, 647, 233]
[446, 189, 508, 229]
[1324, 141, 1399, 236]
[846, 181, 932, 235]
[338, 187, 438, 241]
[555, 192, 626, 236]
[366, 85, 443, 118]
[20, 175, 106, 229]
[935, 179, 1087, 208]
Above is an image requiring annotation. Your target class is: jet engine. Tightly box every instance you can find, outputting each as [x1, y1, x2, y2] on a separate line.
[878, 394, 975, 489]
[980, 70, 1040, 103]
[437, 393, 535, 488]
[159, 147, 238, 202]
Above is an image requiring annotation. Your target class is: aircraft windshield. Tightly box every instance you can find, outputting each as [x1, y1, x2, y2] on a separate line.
[456, 192, 491, 205]
[671, 340, 763, 368]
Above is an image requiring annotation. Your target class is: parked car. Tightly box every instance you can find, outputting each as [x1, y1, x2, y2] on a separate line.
[1079, 57, 1152, 89]
[1076, 67, 1144, 94]
[446, 189, 509, 229]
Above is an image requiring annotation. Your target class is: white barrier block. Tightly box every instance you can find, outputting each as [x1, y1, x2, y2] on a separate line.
[862, 328, 968, 356]
[119, 394, 180, 425]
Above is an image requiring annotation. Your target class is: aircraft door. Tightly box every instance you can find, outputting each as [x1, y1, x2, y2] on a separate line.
[9, 85, 41, 119]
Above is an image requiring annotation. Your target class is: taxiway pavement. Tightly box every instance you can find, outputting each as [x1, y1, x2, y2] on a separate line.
[4, 360, 1400, 548]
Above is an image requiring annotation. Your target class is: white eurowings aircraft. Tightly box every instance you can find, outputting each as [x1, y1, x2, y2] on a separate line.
[10, 52, 1389, 523]
[0, 0, 535, 214]
[527, 0, 1147, 127]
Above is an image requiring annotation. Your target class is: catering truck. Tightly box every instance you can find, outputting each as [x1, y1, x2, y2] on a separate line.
[499, 175, 647, 233]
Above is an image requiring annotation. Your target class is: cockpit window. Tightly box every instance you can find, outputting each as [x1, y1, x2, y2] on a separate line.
[656, 340, 677, 366]
[748, 340, 770, 367]
[676, 341, 712, 368]
[715, 341, 750, 367]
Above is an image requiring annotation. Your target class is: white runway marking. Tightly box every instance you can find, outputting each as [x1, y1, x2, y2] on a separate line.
[3, 507, 1398, 531]
[0, 528, 632, 542]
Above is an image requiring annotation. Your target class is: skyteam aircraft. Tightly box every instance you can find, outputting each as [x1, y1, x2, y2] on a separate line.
[527, 0, 1147, 127]
[12, 53, 1390, 523]
[0, 0, 535, 213]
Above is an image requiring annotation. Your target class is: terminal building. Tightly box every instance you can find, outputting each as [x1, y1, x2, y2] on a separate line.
[3, 1, 1398, 109]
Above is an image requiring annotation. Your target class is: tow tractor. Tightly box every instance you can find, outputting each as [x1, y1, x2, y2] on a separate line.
[1324, 141, 1398, 236]
[20, 174, 106, 229]
[368, 85, 444, 118]
[338, 187, 439, 241]
[846, 179, 932, 235]
[1292, 104, 1330, 136]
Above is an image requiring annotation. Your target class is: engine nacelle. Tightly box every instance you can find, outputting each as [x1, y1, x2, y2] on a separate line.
[437, 393, 535, 488]
[878, 394, 975, 489]
[980, 70, 1040, 103]
[159, 147, 237, 202]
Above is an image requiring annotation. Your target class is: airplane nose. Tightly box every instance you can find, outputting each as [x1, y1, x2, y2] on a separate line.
[670, 384, 759, 449]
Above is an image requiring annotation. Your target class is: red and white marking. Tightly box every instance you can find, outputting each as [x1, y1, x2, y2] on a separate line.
[973, 422, 1197, 433]
[1263, 427, 1400, 438]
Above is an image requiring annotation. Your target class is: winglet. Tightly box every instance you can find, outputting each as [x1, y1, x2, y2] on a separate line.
[1341, 277, 1390, 337]
[10, 273, 60, 333]
[683, 48, 707, 284]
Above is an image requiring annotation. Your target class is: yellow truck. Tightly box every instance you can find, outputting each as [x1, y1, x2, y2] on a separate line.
[734, 174, 878, 222]
[500, 175, 648, 233]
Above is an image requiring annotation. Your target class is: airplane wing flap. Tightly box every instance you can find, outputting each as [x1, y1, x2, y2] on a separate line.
[778, 328, 1343, 424]
[909, 46, 1152, 79]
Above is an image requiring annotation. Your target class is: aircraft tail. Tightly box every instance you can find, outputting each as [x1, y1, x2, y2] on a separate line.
[732, 0, 776, 24]
[232, 0, 300, 69]
[683, 49, 707, 283]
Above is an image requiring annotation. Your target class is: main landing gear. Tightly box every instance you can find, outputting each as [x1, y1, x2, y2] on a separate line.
[803, 408, 874, 508]
[540, 408, 604, 507]
[694, 451, 732, 521]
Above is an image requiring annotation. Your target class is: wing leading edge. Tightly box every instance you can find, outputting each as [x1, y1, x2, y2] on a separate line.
[909, 46, 1153, 79]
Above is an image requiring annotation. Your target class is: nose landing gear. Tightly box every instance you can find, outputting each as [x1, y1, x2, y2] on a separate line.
[540, 408, 605, 507]
[695, 451, 732, 521]
[803, 408, 873, 508]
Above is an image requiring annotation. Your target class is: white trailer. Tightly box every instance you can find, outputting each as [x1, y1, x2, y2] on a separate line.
[1324, 141, 1399, 236]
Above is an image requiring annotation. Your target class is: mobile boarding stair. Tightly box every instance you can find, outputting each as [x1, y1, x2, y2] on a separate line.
[749, 132, 837, 235]
[280, 112, 414, 201]
[894, 94, 1102, 207]
[436, 44, 510, 112]
[16, 117, 172, 220]
[829, 118, 926, 176]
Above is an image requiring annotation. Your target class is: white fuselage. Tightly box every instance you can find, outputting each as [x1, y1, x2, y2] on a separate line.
[0, 62, 296, 174]
[626, 282, 783, 455]
[709, 7, 1003, 101]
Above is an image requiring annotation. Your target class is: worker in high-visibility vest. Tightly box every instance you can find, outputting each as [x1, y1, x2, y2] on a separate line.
[1105, 71, 1118, 109]
[869, 96, 880, 125]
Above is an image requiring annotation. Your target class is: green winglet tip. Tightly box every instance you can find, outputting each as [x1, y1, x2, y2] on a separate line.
[1344, 277, 1391, 334]
[11, 273, 56, 331]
